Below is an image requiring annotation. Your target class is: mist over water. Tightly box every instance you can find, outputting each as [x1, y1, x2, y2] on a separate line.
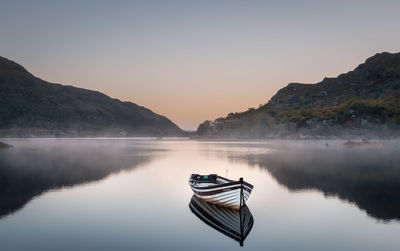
[0, 138, 399, 250]
[225, 140, 400, 221]
[0, 139, 158, 219]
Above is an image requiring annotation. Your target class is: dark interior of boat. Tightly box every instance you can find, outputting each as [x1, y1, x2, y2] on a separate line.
[191, 174, 217, 183]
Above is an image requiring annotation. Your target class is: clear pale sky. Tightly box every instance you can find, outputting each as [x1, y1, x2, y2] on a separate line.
[1, 0, 400, 130]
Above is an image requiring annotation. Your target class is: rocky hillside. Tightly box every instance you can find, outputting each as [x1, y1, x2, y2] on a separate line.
[0, 56, 184, 137]
[197, 52, 400, 138]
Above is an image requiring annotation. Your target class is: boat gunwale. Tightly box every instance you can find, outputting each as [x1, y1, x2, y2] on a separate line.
[190, 175, 254, 190]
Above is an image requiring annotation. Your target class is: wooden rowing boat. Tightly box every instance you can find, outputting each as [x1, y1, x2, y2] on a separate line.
[189, 195, 254, 246]
[189, 174, 254, 210]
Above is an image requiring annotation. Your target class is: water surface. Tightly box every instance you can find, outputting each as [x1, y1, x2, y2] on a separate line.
[0, 138, 400, 250]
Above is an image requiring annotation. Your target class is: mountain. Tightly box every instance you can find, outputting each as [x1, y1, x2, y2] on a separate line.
[197, 52, 400, 138]
[0, 56, 184, 137]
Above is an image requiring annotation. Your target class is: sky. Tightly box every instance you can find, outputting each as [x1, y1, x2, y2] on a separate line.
[1, 0, 400, 130]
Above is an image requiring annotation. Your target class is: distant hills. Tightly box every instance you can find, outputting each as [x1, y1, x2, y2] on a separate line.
[0, 56, 184, 137]
[197, 52, 400, 138]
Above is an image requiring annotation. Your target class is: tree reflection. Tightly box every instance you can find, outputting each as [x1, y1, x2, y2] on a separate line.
[243, 144, 400, 221]
[0, 143, 155, 219]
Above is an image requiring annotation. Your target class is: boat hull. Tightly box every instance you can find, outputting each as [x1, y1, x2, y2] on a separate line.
[189, 175, 253, 210]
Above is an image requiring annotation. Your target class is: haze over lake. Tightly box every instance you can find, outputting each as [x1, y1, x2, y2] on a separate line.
[0, 138, 399, 251]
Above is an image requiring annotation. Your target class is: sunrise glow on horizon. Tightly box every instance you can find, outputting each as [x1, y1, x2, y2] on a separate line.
[2, 0, 400, 130]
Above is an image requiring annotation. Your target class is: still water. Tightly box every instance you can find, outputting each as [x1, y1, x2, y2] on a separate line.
[0, 138, 400, 250]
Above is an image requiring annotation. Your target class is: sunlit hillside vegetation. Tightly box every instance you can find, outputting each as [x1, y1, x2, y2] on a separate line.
[197, 52, 400, 138]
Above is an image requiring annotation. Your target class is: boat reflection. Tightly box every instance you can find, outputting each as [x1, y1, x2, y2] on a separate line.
[189, 195, 254, 246]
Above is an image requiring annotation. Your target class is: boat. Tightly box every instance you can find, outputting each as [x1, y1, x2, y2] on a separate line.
[189, 174, 254, 210]
[189, 195, 254, 246]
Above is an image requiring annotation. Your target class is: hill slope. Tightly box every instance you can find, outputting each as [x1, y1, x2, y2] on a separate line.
[0, 56, 184, 137]
[197, 52, 400, 138]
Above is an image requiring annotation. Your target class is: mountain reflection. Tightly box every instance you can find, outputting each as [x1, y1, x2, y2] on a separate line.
[189, 195, 254, 246]
[236, 143, 400, 221]
[0, 142, 154, 219]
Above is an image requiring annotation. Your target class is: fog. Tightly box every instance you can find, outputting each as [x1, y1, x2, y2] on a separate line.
[1, 138, 400, 222]
[223, 140, 400, 221]
[0, 139, 159, 219]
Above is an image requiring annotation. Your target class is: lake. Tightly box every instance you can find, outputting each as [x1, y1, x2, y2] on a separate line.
[0, 138, 400, 251]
